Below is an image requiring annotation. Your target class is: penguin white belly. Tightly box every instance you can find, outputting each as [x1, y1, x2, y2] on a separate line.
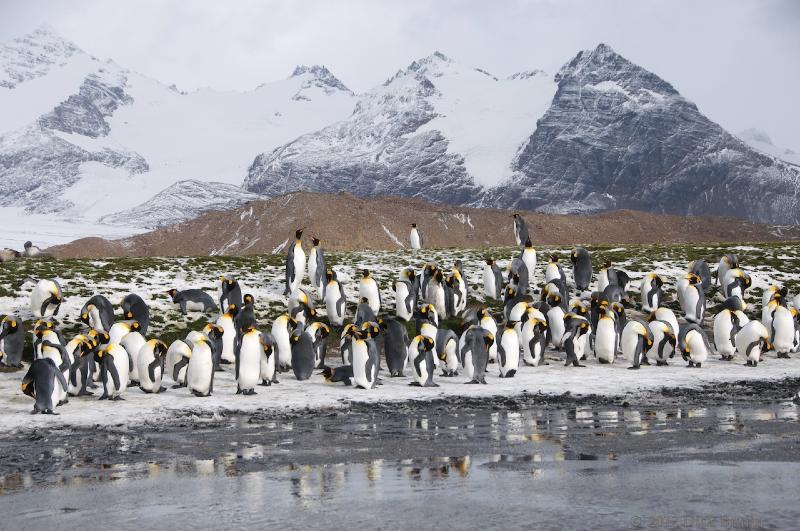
[138, 351, 161, 392]
[547, 308, 566, 348]
[216, 316, 236, 363]
[509, 302, 528, 323]
[394, 282, 412, 321]
[187, 344, 213, 395]
[620, 326, 641, 364]
[166, 340, 190, 385]
[772, 308, 794, 354]
[43, 344, 70, 403]
[410, 230, 421, 250]
[646, 328, 666, 362]
[686, 334, 708, 364]
[761, 305, 774, 331]
[420, 323, 439, 367]
[459, 334, 474, 380]
[713, 313, 736, 357]
[442, 338, 459, 372]
[291, 248, 306, 293]
[31, 282, 56, 318]
[273, 324, 292, 369]
[681, 287, 701, 323]
[121, 332, 146, 382]
[522, 252, 536, 285]
[325, 284, 345, 325]
[429, 286, 446, 317]
[455, 278, 467, 313]
[675, 278, 689, 307]
[595, 319, 617, 363]
[106, 347, 130, 398]
[260, 347, 276, 382]
[413, 354, 428, 385]
[359, 281, 380, 313]
[545, 264, 559, 284]
[598, 271, 610, 293]
[307, 249, 318, 295]
[479, 317, 497, 362]
[237, 334, 262, 391]
[499, 332, 519, 376]
[483, 268, 497, 299]
[352, 341, 373, 389]
[183, 301, 206, 312]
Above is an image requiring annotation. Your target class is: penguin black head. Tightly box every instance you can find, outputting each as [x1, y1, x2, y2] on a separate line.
[226, 304, 239, 316]
[262, 340, 273, 355]
[153, 340, 168, 357]
[377, 318, 387, 331]
[484, 257, 493, 265]
[208, 325, 225, 339]
[550, 254, 559, 263]
[434, 270, 444, 282]
[360, 297, 369, 305]
[80, 311, 89, 324]
[362, 269, 370, 278]
[321, 367, 333, 381]
[419, 336, 434, 351]
[525, 238, 533, 248]
[130, 321, 141, 332]
[484, 332, 495, 348]
[295, 228, 304, 240]
[512, 213, 519, 219]
[411, 223, 417, 228]
[326, 269, 335, 282]
[602, 259, 612, 269]
[166, 289, 178, 298]
[420, 305, 429, 315]
[290, 331, 302, 344]
[244, 294, 255, 305]
[312, 237, 321, 246]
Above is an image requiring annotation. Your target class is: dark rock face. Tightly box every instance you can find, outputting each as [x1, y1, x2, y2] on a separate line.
[484, 44, 800, 225]
[244, 53, 484, 205]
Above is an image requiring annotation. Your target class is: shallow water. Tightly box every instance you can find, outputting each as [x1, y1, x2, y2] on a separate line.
[1, 400, 798, 529]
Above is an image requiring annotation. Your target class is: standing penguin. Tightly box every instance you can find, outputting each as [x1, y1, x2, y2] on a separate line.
[138, 339, 167, 394]
[621, 320, 654, 370]
[394, 274, 416, 322]
[234, 294, 257, 354]
[594, 306, 618, 364]
[324, 269, 347, 326]
[546, 293, 566, 349]
[80, 295, 115, 332]
[436, 328, 460, 377]
[545, 255, 567, 286]
[570, 247, 592, 292]
[649, 307, 680, 344]
[308, 237, 326, 300]
[507, 257, 530, 296]
[29, 278, 62, 318]
[410, 223, 424, 250]
[714, 309, 743, 361]
[21, 358, 68, 414]
[305, 321, 331, 368]
[0, 315, 24, 367]
[236, 327, 263, 394]
[478, 308, 498, 363]
[447, 268, 467, 315]
[284, 228, 306, 296]
[722, 268, 751, 307]
[272, 314, 297, 372]
[120, 322, 146, 385]
[463, 327, 494, 384]
[259, 332, 279, 386]
[562, 314, 590, 367]
[483, 258, 504, 300]
[379, 317, 410, 377]
[717, 254, 739, 287]
[647, 320, 676, 366]
[167, 339, 192, 388]
[521, 317, 548, 367]
[679, 324, 711, 368]
[770, 302, 795, 358]
[497, 322, 520, 377]
[216, 304, 239, 365]
[689, 259, 712, 294]
[350, 328, 378, 389]
[96, 344, 130, 400]
[121, 294, 150, 336]
[512, 213, 529, 246]
[736, 321, 771, 367]
[520, 239, 538, 287]
[219, 275, 243, 312]
[409, 335, 437, 387]
[187, 335, 215, 397]
[640, 273, 664, 313]
[425, 270, 448, 317]
[680, 274, 706, 325]
[359, 269, 381, 314]
[290, 329, 316, 381]
[66, 337, 98, 396]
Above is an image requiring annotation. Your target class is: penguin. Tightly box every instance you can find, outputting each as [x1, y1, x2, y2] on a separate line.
[512, 213, 529, 246]
[272, 314, 297, 371]
[350, 328, 378, 389]
[21, 358, 68, 414]
[259, 332, 279, 386]
[236, 327, 263, 394]
[562, 314, 591, 367]
[234, 293, 257, 354]
[187, 335, 215, 397]
[409, 335, 437, 387]
[166, 339, 192, 388]
[379, 317, 410, 377]
[358, 269, 381, 314]
[507, 297, 530, 324]
[621, 320, 654, 370]
[544, 254, 566, 286]
[37, 338, 71, 406]
[321, 365, 354, 386]
[463, 327, 494, 384]
[203, 324, 225, 371]
[166, 288, 218, 314]
[120, 322, 146, 385]
[521, 317, 548, 366]
[305, 321, 331, 368]
[647, 319, 676, 366]
[307, 236, 327, 300]
[425, 269, 448, 317]
[283, 228, 307, 295]
[0, 315, 24, 367]
[570, 247, 592, 292]
[80, 295, 115, 332]
[679, 324, 711, 368]
[96, 344, 130, 400]
[216, 304, 239, 364]
[410, 223, 424, 250]
[714, 309, 743, 361]
[436, 328, 460, 377]
[497, 322, 520, 377]
[506, 257, 529, 297]
[689, 259, 712, 294]
[289, 297, 316, 326]
[545, 294, 566, 349]
[717, 254, 739, 287]
[418, 318, 439, 368]
[477, 308, 498, 363]
[762, 284, 782, 309]
[521, 239, 538, 286]
[640, 273, 664, 313]
[355, 297, 377, 326]
[483, 258, 504, 301]
[219, 275, 243, 312]
[30, 278, 62, 318]
[736, 321, 772, 367]
[324, 269, 347, 326]
[648, 307, 680, 344]
[680, 274, 706, 325]
[722, 268, 751, 307]
[66, 336, 98, 396]
[395, 268, 419, 320]
[121, 293, 150, 335]
[770, 302, 795, 358]
[33, 318, 62, 359]
[598, 261, 630, 293]
[594, 306, 618, 364]
[290, 329, 316, 381]
[446, 267, 467, 315]
[138, 339, 167, 394]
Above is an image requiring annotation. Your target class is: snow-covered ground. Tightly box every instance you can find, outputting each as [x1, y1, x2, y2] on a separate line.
[1, 243, 799, 434]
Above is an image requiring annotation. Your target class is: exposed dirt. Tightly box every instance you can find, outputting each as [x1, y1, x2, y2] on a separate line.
[48, 191, 800, 258]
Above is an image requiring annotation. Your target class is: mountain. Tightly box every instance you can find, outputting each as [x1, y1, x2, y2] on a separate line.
[737, 128, 800, 166]
[243, 51, 557, 201]
[0, 27, 356, 248]
[47, 191, 800, 259]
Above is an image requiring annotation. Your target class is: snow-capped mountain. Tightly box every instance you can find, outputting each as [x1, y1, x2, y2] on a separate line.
[737, 128, 800, 166]
[0, 27, 356, 247]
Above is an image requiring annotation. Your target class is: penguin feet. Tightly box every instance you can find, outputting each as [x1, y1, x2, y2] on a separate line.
[408, 382, 421, 387]
[126, 381, 138, 387]
[42, 409, 57, 415]
[57, 399, 68, 406]
[88, 382, 99, 389]
[220, 359, 232, 365]
[425, 383, 440, 387]
[778, 353, 791, 359]
[641, 359, 651, 366]
[627, 366, 640, 370]
[465, 380, 479, 385]
[111, 396, 125, 401]
[171, 384, 184, 389]
[99, 394, 109, 400]
[598, 359, 609, 364]
[259, 380, 271, 386]
[243, 389, 257, 395]
[693, 363, 702, 368]
[686, 362, 695, 368]
[77, 389, 94, 396]
[158, 387, 167, 393]
[488, 359, 495, 364]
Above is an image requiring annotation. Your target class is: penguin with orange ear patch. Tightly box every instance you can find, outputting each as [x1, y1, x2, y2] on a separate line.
[409, 335, 437, 387]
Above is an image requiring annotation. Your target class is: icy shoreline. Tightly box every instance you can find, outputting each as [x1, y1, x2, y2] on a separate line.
[1, 355, 798, 433]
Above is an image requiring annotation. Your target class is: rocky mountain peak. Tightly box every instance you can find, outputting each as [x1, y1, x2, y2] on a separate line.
[0, 25, 83, 88]
[290, 64, 351, 94]
[507, 69, 548, 81]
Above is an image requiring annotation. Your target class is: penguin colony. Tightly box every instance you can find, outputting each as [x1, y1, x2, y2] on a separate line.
[2, 220, 799, 415]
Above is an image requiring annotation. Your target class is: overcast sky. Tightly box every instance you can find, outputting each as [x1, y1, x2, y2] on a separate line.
[2, 0, 798, 150]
